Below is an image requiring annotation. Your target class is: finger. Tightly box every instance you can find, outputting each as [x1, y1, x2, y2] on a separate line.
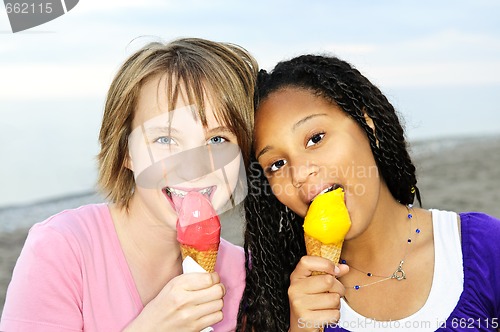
[289, 291, 340, 314]
[220, 282, 226, 296]
[327, 278, 346, 298]
[305, 292, 341, 311]
[191, 282, 226, 305]
[195, 307, 224, 331]
[174, 302, 223, 332]
[180, 272, 220, 291]
[291, 256, 336, 279]
[336, 263, 350, 277]
[193, 298, 224, 319]
[290, 273, 337, 294]
[309, 310, 340, 327]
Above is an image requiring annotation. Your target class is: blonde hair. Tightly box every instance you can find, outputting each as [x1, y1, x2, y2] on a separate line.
[97, 37, 258, 207]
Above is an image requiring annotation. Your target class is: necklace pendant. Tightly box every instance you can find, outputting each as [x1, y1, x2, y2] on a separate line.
[391, 261, 406, 281]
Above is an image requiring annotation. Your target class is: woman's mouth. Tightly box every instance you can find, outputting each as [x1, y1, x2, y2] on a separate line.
[165, 187, 213, 198]
[310, 183, 344, 203]
[163, 186, 215, 213]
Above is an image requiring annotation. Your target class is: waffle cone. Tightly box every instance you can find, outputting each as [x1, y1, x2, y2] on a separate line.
[180, 244, 218, 273]
[304, 234, 343, 275]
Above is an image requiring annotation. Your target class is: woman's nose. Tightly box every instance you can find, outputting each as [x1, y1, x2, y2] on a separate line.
[291, 160, 319, 188]
[170, 145, 215, 183]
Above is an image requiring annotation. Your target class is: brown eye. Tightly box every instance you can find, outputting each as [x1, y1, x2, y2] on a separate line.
[306, 133, 325, 147]
[270, 159, 287, 172]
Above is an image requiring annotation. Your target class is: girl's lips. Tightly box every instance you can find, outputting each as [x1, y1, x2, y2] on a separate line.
[307, 183, 344, 204]
[163, 186, 216, 213]
[167, 187, 212, 197]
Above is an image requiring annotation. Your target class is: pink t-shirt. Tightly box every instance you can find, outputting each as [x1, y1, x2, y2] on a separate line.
[0, 204, 245, 332]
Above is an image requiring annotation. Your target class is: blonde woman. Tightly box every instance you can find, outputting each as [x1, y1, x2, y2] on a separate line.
[1, 38, 257, 332]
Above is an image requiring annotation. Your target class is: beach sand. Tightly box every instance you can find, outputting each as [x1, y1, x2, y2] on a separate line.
[1, 135, 499, 315]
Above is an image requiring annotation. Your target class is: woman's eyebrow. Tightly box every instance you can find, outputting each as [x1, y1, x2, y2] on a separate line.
[143, 126, 180, 135]
[256, 113, 328, 160]
[292, 113, 328, 131]
[256, 145, 271, 160]
[205, 126, 234, 136]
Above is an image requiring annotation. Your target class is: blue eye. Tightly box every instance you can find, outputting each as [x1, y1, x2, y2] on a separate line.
[306, 133, 325, 147]
[208, 136, 227, 145]
[155, 136, 174, 145]
[270, 159, 287, 172]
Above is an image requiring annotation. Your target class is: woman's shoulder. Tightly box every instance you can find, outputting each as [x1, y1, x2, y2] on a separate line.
[459, 211, 500, 275]
[28, 203, 111, 247]
[459, 211, 500, 238]
[455, 212, 500, 320]
[32, 203, 110, 232]
[16, 204, 111, 275]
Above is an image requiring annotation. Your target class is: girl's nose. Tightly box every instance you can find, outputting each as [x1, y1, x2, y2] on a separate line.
[291, 160, 319, 188]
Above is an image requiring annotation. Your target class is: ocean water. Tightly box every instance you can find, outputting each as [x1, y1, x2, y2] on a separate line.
[1, 99, 103, 208]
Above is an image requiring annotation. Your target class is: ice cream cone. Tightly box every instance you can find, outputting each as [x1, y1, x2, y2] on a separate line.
[176, 191, 221, 274]
[304, 234, 343, 275]
[180, 243, 218, 273]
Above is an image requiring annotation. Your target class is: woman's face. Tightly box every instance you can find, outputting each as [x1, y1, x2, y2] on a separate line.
[254, 87, 381, 237]
[127, 75, 245, 228]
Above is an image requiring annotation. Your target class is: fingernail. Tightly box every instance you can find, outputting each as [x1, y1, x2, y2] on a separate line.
[334, 265, 340, 275]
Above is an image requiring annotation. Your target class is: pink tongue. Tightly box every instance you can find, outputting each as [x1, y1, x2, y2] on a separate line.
[176, 191, 221, 251]
[171, 194, 184, 214]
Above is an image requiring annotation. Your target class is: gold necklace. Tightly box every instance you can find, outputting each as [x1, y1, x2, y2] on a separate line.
[341, 205, 420, 290]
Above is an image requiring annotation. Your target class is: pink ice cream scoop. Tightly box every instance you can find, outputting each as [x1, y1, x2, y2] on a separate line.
[176, 192, 221, 272]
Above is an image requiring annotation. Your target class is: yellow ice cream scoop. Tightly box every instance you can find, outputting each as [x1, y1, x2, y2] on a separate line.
[303, 187, 351, 265]
[303, 187, 351, 244]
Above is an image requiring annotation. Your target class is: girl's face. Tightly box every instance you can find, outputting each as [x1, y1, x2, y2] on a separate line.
[254, 87, 381, 237]
[127, 75, 245, 228]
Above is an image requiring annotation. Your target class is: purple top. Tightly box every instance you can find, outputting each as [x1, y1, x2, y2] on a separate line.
[326, 212, 500, 331]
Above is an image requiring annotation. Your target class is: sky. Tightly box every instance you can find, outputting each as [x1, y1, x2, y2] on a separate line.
[1, 0, 500, 206]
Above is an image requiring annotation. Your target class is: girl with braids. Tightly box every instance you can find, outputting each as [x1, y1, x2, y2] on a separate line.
[238, 54, 500, 332]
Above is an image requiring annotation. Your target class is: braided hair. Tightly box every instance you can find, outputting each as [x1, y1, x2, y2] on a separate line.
[237, 54, 421, 331]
